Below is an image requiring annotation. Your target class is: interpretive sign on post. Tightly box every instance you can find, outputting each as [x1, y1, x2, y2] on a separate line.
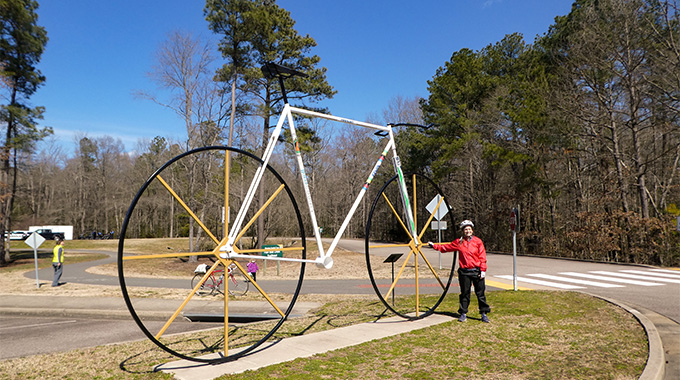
[261, 244, 283, 275]
[25, 232, 46, 289]
[384, 253, 403, 307]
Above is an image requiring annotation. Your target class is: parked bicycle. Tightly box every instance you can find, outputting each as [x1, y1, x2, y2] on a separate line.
[118, 62, 456, 363]
[192, 262, 249, 296]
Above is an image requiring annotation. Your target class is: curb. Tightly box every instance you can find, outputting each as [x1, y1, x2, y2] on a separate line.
[591, 295, 664, 380]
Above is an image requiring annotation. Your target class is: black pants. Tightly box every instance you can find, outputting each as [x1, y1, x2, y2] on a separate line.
[457, 268, 490, 315]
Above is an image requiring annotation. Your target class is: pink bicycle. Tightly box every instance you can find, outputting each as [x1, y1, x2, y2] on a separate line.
[191, 262, 249, 296]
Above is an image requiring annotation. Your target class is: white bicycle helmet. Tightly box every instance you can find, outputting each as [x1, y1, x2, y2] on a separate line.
[459, 220, 474, 229]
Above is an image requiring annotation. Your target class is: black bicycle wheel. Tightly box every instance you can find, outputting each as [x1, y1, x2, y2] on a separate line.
[191, 273, 215, 296]
[118, 146, 306, 363]
[365, 173, 456, 320]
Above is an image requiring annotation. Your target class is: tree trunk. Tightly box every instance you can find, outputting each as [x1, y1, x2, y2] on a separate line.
[609, 116, 629, 213]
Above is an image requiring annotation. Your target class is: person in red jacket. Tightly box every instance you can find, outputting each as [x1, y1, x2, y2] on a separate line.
[428, 220, 490, 323]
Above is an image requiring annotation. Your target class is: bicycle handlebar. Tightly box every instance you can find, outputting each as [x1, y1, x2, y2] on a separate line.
[389, 123, 434, 129]
[374, 123, 435, 137]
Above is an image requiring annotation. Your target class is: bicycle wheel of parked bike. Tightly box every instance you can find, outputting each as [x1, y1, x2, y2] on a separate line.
[118, 146, 306, 364]
[227, 270, 250, 296]
[365, 173, 456, 320]
[191, 273, 215, 296]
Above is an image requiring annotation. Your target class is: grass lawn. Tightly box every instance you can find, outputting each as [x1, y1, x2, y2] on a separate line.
[0, 291, 647, 380]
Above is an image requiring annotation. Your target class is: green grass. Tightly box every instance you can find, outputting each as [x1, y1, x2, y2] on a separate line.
[1, 248, 108, 273]
[0, 291, 647, 380]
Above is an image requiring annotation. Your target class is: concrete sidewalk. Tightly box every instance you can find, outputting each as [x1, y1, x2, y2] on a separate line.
[156, 314, 456, 380]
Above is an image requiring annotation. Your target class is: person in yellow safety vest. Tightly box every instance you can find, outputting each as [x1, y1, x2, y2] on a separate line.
[52, 237, 65, 287]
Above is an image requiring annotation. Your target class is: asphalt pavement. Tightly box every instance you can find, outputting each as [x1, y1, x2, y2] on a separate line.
[4, 246, 678, 380]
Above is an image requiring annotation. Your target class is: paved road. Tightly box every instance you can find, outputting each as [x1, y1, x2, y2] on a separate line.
[486, 253, 680, 324]
[0, 315, 222, 360]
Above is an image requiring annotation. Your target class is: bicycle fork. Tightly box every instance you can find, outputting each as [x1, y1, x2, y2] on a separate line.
[391, 155, 420, 246]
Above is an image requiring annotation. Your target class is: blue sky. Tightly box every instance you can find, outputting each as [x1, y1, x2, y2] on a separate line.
[31, 0, 574, 155]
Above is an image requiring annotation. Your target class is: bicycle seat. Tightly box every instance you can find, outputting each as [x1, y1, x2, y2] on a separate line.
[261, 62, 308, 79]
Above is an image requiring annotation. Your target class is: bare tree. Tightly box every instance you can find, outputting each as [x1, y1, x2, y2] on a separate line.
[137, 30, 230, 255]
[137, 30, 226, 150]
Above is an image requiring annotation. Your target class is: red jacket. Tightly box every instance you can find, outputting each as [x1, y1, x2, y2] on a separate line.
[432, 236, 487, 271]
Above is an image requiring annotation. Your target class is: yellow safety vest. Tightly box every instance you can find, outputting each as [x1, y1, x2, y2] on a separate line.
[52, 244, 64, 264]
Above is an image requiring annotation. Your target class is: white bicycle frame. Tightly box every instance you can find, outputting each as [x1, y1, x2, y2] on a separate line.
[219, 103, 420, 269]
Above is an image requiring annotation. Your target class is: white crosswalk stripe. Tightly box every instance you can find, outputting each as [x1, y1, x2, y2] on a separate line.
[589, 270, 680, 284]
[494, 275, 584, 289]
[526, 273, 625, 288]
[620, 269, 680, 279]
[559, 272, 664, 286]
[494, 269, 673, 290]
[650, 269, 680, 275]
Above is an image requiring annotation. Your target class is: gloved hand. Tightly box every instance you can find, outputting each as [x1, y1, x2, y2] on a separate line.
[427, 241, 434, 248]
[480, 271, 486, 279]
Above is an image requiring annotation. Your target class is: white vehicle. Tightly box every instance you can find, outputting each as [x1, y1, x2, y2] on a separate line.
[7, 230, 30, 240]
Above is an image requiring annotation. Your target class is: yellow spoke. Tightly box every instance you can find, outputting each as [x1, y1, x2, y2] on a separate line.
[381, 192, 414, 240]
[224, 150, 230, 239]
[156, 175, 220, 244]
[368, 242, 410, 250]
[415, 243, 419, 317]
[219, 257, 285, 318]
[224, 266, 229, 356]
[412, 174, 417, 233]
[418, 195, 444, 242]
[122, 251, 214, 261]
[416, 246, 447, 289]
[384, 249, 415, 300]
[233, 184, 286, 244]
[155, 260, 221, 340]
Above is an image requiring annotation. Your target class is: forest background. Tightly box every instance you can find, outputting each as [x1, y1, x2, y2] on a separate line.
[2, 0, 679, 266]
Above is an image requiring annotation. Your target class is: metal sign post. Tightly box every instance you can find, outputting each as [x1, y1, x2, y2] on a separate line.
[24, 232, 46, 288]
[510, 208, 519, 291]
[383, 253, 403, 306]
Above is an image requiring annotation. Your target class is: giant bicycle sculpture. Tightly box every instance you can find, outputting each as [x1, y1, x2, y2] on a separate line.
[118, 62, 456, 363]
